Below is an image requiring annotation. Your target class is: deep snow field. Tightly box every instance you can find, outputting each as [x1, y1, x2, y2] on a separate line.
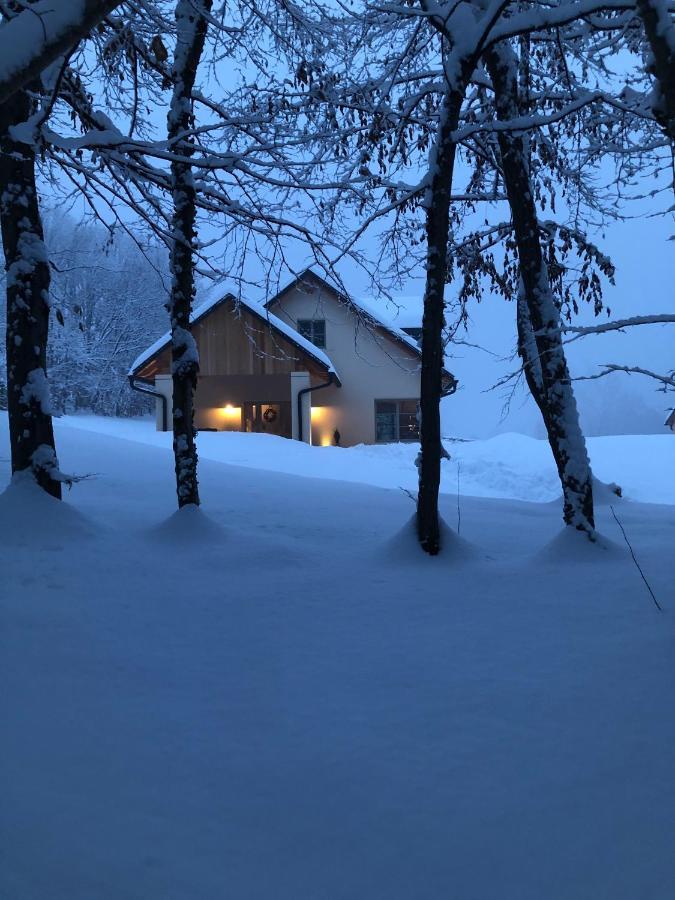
[1, 414, 674, 899]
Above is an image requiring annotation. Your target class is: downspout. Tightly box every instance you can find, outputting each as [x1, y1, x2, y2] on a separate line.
[128, 374, 168, 431]
[297, 373, 337, 443]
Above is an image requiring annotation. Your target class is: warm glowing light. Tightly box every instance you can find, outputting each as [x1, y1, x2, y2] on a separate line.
[310, 406, 325, 419]
[320, 436, 331, 447]
[222, 404, 241, 416]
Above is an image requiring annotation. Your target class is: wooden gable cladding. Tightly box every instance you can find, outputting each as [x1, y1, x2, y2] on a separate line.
[136, 346, 170, 380]
[136, 297, 326, 381]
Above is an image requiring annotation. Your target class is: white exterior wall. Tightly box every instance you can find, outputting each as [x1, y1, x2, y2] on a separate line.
[155, 374, 173, 431]
[290, 371, 311, 442]
[272, 281, 421, 446]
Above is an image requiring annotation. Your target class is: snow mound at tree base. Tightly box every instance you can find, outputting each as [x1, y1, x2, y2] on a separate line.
[592, 475, 624, 505]
[535, 525, 625, 564]
[0, 474, 96, 547]
[147, 503, 226, 543]
[382, 514, 477, 564]
[546, 476, 624, 509]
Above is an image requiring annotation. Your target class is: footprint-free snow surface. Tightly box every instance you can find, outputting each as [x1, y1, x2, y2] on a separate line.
[1, 415, 674, 899]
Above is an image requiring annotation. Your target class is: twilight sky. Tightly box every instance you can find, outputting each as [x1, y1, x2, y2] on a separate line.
[51, 21, 674, 441]
[359, 212, 674, 439]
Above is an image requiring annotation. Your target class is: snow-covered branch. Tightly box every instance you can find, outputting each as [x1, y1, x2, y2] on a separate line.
[0, 0, 124, 105]
[562, 314, 675, 342]
[576, 364, 675, 389]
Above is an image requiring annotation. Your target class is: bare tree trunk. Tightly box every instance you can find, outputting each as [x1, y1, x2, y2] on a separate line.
[417, 89, 464, 555]
[636, 0, 675, 139]
[0, 88, 61, 498]
[485, 42, 595, 535]
[516, 284, 544, 405]
[166, 0, 212, 508]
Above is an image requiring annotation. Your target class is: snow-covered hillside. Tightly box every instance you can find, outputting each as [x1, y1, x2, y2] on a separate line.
[1, 415, 674, 899]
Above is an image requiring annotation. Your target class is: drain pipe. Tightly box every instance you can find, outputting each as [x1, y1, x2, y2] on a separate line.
[297, 373, 336, 443]
[128, 375, 168, 431]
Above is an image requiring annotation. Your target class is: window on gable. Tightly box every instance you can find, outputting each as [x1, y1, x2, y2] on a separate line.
[297, 319, 326, 349]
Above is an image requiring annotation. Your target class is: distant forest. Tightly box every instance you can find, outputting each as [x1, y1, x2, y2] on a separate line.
[0, 216, 167, 417]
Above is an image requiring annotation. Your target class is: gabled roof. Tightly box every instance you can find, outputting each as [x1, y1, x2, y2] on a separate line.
[129, 280, 341, 384]
[264, 268, 456, 386]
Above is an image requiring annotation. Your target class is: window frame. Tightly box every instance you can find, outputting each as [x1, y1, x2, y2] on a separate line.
[297, 318, 326, 349]
[374, 399, 420, 443]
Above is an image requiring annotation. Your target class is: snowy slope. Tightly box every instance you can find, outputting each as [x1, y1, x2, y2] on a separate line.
[1, 415, 674, 899]
[59, 413, 675, 504]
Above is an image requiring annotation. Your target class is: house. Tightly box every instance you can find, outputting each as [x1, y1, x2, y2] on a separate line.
[666, 410, 675, 432]
[129, 269, 456, 446]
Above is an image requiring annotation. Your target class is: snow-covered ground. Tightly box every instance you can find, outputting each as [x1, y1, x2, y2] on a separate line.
[60, 413, 675, 504]
[1, 414, 674, 899]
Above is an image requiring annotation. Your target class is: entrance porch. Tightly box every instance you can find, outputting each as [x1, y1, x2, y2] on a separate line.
[152, 371, 312, 442]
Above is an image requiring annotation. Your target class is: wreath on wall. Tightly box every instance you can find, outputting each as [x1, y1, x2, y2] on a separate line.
[263, 407, 278, 423]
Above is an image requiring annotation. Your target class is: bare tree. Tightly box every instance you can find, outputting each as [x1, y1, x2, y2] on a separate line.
[0, 1, 334, 503]
[0, 73, 61, 495]
[485, 40, 595, 534]
[328, 0, 664, 548]
[165, 0, 213, 508]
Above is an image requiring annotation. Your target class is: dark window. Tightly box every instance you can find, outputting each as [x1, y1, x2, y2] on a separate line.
[375, 401, 398, 443]
[375, 400, 419, 442]
[398, 399, 419, 441]
[402, 327, 422, 342]
[297, 319, 326, 349]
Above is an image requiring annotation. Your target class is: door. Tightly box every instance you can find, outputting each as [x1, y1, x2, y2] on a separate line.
[243, 402, 292, 438]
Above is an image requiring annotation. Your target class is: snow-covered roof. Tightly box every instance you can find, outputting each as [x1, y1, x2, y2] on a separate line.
[355, 294, 422, 332]
[129, 280, 340, 382]
[349, 293, 423, 354]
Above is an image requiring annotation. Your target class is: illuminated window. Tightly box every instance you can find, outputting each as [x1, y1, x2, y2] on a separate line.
[297, 319, 326, 349]
[375, 399, 419, 443]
